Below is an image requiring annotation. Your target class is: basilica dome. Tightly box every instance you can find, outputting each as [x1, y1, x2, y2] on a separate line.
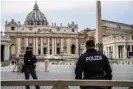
[25, 2, 48, 25]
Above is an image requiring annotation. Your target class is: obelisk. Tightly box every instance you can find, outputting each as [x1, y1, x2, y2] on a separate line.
[95, 0, 102, 52]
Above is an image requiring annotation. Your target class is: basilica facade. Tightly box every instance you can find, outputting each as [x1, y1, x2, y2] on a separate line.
[4, 2, 79, 57]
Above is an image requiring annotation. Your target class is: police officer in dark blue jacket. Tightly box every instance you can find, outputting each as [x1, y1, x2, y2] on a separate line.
[24, 47, 40, 89]
[75, 40, 112, 89]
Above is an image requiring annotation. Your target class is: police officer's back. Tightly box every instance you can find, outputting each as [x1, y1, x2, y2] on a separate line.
[75, 40, 112, 89]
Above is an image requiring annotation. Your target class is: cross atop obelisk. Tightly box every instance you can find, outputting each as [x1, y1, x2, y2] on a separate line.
[95, 0, 103, 52]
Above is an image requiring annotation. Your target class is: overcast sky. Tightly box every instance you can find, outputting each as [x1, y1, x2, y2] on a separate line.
[1, 0, 133, 31]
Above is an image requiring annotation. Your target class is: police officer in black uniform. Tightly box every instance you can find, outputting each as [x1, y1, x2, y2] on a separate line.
[24, 47, 40, 89]
[75, 40, 112, 89]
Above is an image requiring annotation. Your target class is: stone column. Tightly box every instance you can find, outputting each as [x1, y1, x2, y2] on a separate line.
[25, 38, 28, 47]
[116, 45, 119, 59]
[108, 47, 110, 58]
[7, 44, 10, 60]
[47, 38, 50, 54]
[4, 44, 10, 60]
[124, 45, 127, 58]
[76, 38, 79, 54]
[52, 38, 55, 55]
[33, 38, 36, 54]
[107, 47, 108, 58]
[4, 45, 7, 60]
[103, 45, 105, 55]
[130, 45, 132, 51]
[41, 37, 43, 55]
[55, 38, 57, 55]
[36, 38, 38, 55]
[113, 45, 116, 59]
[17, 38, 21, 55]
[95, 0, 102, 51]
[67, 38, 70, 54]
[61, 38, 64, 53]
[111, 46, 113, 58]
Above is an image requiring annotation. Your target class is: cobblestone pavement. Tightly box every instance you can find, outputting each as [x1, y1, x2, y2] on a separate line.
[1, 61, 133, 89]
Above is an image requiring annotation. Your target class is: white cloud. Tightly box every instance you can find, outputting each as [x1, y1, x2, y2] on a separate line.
[1, 0, 95, 15]
[0, 0, 133, 31]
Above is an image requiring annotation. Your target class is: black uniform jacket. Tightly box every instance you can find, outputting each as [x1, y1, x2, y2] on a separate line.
[23, 54, 37, 67]
[75, 49, 112, 80]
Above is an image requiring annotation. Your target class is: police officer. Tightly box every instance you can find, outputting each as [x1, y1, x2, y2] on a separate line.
[75, 40, 112, 89]
[24, 47, 40, 89]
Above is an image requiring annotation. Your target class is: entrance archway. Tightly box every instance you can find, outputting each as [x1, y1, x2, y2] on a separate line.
[57, 48, 60, 54]
[1, 45, 5, 61]
[43, 47, 46, 54]
[71, 44, 75, 54]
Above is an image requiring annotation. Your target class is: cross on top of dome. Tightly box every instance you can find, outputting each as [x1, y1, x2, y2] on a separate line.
[33, 1, 39, 10]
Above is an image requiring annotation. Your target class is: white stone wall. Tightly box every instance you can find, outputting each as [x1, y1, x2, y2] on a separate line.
[103, 35, 133, 59]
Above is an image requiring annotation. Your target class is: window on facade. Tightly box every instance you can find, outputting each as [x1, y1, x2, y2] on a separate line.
[49, 29, 52, 31]
[29, 43, 32, 46]
[117, 25, 121, 28]
[22, 38, 24, 41]
[29, 27, 32, 30]
[37, 22, 40, 25]
[38, 50, 41, 55]
[21, 46, 25, 50]
[22, 38, 24, 45]
[11, 27, 15, 30]
[50, 50, 52, 54]
[57, 48, 60, 54]
[43, 48, 46, 54]
[127, 45, 130, 51]
[22, 28, 24, 30]
[57, 44, 60, 46]
[31, 22, 33, 25]
[57, 27, 60, 31]
[72, 28, 75, 32]
[38, 29, 40, 31]
[71, 45, 75, 54]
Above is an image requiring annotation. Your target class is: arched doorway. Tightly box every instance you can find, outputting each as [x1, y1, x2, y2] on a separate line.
[57, 48, 60, 54]
[71, 44, 75, 54]
[1, 45, 5, 61]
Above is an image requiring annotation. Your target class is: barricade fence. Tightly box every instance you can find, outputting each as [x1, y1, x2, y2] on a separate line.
[1, 80, 133, 89]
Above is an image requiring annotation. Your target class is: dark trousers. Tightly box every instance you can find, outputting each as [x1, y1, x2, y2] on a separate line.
[24, 67, 40, 89]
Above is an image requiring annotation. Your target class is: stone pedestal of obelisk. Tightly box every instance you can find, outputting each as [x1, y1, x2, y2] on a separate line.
[95, 0, 103, 52]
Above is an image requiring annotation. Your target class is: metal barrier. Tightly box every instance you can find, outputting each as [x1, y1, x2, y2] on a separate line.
[1, 80, 133, 89]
